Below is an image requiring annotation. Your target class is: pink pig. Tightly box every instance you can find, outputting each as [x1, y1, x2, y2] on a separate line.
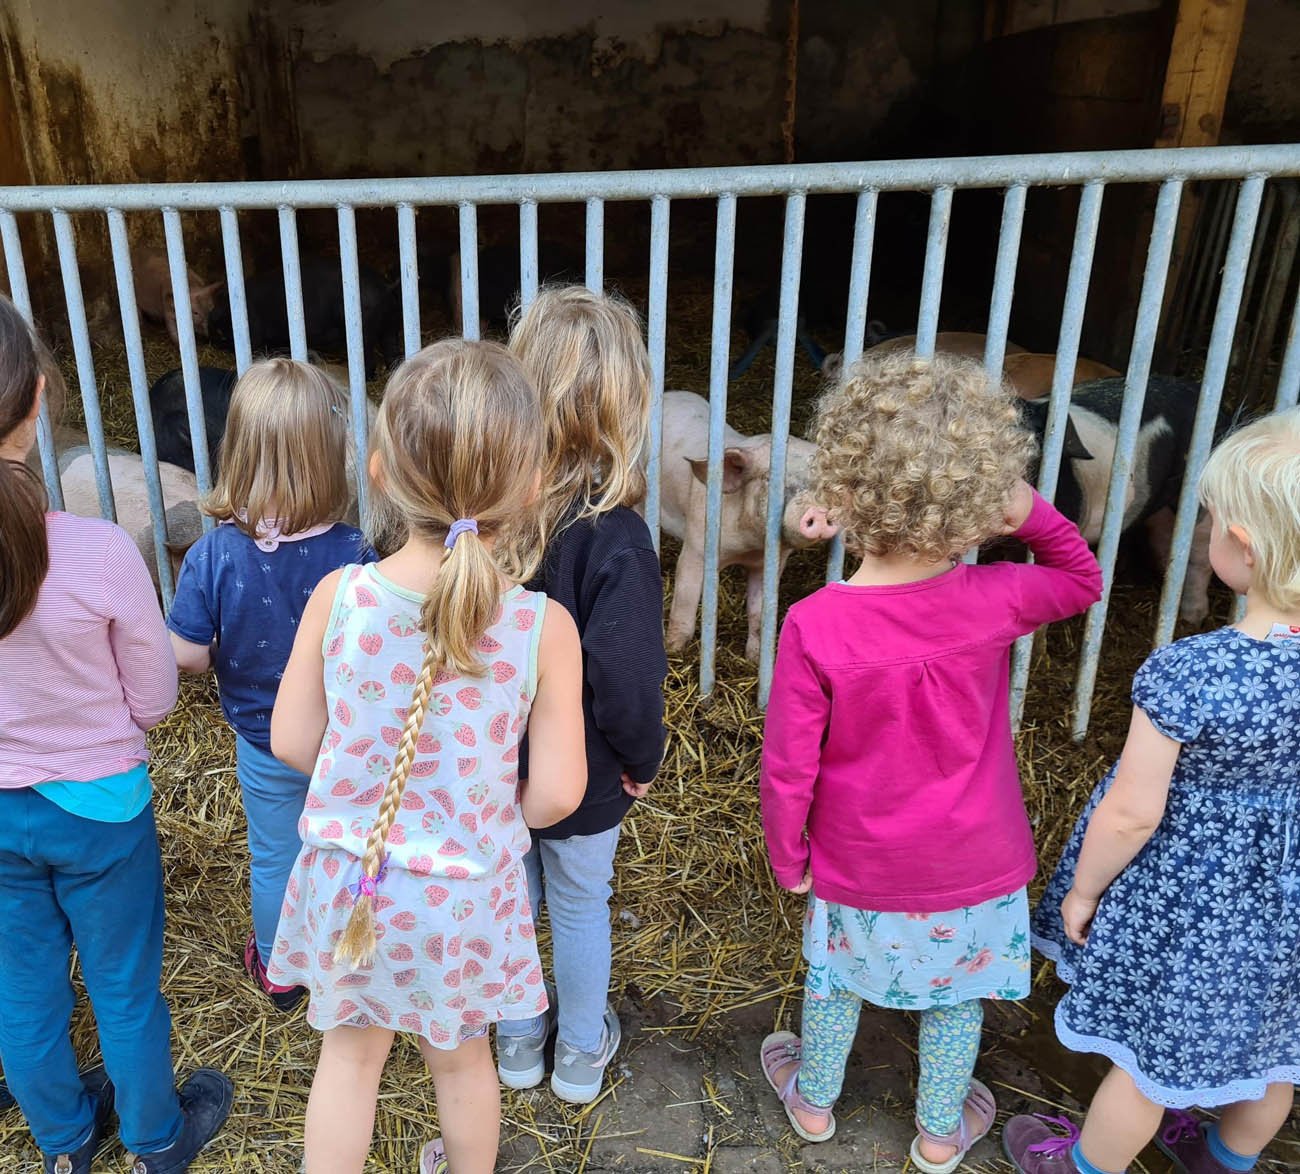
[131, 245, 223, 346]
[653, 391, 838, 662]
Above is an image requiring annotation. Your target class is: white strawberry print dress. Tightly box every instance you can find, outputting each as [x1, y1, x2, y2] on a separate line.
[268, 563, 548, 1047]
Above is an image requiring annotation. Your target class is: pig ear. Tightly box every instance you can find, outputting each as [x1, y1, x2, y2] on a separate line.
[1063, 417, 1094, 462]
[198, 280, 224, 297]
[686, 448, 751, 492]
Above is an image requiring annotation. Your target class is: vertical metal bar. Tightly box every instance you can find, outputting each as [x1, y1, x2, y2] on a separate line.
[758, 193, 806, 707]
[0, 211, 62, 509]
[163, 208, 213, 521]
[396, 202, 421, 359]
[458, 202, 479, 340]
[1010, 181, 1105, 729]
[1244, 184, 1299, 402]
[1072, 178, 1184, 739]
[278, 205, 308, 360]
[1230, 183, 1275, 375]
[645, 195, 670, 555]
[984, 184, 1027, 379]
[51, 210, 114, 521]
[218, 206, 252, 375]
[1275, 253, 1300, 411]
[700, 194, 737, 697]
[1155, 176, 1265, 648]
[108, 209, 174, 605]
[585, 197, 604, 294]
[337, 205, 370, 523]
[914, 186, 953, 358]
[1191, 181, 1235, 352]
[519, 199, 539, 314]
[825, 188, 877, 585]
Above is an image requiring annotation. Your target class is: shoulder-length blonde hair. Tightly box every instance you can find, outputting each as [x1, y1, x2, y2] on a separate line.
[508, 284, 651, 542]
[202, 358, 352, 539]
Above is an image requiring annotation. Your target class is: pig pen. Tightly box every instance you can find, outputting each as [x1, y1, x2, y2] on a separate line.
[4, 271, 1296, 1174]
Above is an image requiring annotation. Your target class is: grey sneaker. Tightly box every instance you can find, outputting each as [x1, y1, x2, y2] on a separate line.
[497, 985, 556, 1090]
[550, 1006, 621, 1105]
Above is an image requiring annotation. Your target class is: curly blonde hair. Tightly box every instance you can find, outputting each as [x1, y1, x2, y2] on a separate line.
[813, 350, 1035, 561]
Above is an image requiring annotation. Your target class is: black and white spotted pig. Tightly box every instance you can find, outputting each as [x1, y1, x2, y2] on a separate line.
[1017, 376, 1214, 625]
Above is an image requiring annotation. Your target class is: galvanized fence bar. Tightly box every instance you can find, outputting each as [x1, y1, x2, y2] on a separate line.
[1276, 260, 1300, 410]
[396, 202, 421, 359]
[1010, 181, 1105, 729]
[915, 186, 953, 358]
[1244, 183, 1299, 400]
[4, 146, 1300, 211]
[1232, 183, 1275, 371]
[519, 199, 539, 314]
[984, 184, 1027, 379]
[218, 206, 252, 375]
[1155, 176, 1265, 647]
[1073, 178, 1184, 738]
[107, 208, 174, 604]
[163, 207, 214, 516]
[586, 197, 604, 293]
[277, 206, 308, 361]
[458, 202, 479, 340]
[2, 211, 63, 509]
[337, 205, 371, 523]
[51, 210, 115, 522]
[645, 194, 670, 554]
[1191, 182, 1235, 352]
[758, 192, 807, 705]
[825, 188, 878, 585]
[699, 193, 737, 697]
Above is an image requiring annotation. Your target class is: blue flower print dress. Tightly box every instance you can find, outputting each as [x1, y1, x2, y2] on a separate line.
[1033, 627, 1300, 1107]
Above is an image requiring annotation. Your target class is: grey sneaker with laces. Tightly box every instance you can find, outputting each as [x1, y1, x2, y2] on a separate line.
[550, 1005, 621, 1105]
[496, 986, 556, 1090]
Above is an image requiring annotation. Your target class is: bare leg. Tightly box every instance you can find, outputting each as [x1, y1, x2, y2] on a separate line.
[1216, 1082, 1294, 1159]
[304, 1026, 395, 1174]
[745, 566, 764, 663]
[417, 1034, 500, 1174]
[1077, 1067, 1164, 1173]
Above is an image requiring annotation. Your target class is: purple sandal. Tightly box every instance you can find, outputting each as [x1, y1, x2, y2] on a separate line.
[759, 1031, 836, 1143]
[910, 1078, 997, 1173]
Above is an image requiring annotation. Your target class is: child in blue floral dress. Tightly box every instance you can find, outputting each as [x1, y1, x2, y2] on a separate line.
[1004, 406, 1300, 1174]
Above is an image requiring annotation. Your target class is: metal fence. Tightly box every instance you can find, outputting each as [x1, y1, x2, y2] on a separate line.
[3, 145, 1300, 737]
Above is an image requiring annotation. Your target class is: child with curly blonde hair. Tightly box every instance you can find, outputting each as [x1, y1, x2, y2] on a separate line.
[759, 351, 1102, 1172]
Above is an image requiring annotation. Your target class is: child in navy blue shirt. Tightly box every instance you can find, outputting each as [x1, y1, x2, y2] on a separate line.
[168, 358, 375, 1010]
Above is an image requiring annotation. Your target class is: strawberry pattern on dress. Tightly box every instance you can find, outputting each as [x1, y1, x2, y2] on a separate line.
[269, 564, 549, 1047]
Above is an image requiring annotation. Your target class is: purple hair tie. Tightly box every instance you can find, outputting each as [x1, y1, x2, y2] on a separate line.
[445, 518, 478, 548]
[347, 853, 391, 901]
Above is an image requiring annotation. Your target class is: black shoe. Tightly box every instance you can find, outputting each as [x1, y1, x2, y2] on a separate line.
[42, 1066, 116, 1174]
[126, 1069, 233, 1174]
[243, 930, 308, 1014]
[0, 1078, 14, 1112]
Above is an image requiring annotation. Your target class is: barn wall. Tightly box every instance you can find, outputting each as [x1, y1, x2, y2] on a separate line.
[1224, 0, 1300, 144]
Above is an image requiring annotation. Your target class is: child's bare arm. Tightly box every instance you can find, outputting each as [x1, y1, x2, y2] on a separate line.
[270, 570, 339, 776]
[520, 603, 586, 829]
[170, 631, 212, 674]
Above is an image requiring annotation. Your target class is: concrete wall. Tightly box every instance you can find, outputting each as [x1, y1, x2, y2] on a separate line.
[1224, 0, 1300, 144]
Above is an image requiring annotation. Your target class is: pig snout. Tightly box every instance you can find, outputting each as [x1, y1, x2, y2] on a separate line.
[798, 505, 837, 542]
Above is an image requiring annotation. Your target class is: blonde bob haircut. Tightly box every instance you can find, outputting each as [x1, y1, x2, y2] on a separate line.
[507, 284, 651, 542]
[337, 338, 543, 969]
[202, 357, 351, 539]
[813, 350, 1035, 562]
[1198, 405, 1300, 611]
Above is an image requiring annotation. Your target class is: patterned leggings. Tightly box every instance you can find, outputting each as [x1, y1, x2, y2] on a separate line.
[796, 983, 984, 1135]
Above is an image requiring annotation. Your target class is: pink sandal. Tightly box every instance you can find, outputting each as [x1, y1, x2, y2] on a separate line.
[909, 1078, 997, 1174]
[759, 1031, 836, 1143]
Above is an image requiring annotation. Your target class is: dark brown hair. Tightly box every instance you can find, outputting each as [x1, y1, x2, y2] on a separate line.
[0, 295, 49, 639]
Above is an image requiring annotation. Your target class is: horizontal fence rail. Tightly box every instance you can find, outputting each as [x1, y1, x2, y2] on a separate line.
[3, 144, 1300, 737]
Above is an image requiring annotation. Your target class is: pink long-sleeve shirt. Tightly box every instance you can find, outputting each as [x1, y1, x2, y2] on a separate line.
[761, 491, 1102, 912]
[0, 513, 178, 787]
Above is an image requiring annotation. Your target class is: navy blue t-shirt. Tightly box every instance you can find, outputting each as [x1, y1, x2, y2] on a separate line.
[167, 522, 375, 750]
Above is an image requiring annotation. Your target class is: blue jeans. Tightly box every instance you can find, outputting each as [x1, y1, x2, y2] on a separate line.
[236, 736, 310, 966]
[0, 788, 183, 1155]
[498, 826, 621, 1053]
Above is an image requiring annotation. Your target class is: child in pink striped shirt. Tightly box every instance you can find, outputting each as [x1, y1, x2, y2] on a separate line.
[759, 351, 1101, 1172]
[0, 295, 231, 1174]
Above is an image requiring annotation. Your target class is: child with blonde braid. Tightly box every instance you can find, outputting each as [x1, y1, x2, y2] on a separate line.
[269, 339, 586, 1174]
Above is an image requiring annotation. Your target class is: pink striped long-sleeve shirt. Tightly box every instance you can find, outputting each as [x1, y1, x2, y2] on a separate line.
[0, 513, 178, 787]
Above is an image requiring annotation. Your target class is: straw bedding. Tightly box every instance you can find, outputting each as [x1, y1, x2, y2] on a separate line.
[0, 281, 1292, 1172]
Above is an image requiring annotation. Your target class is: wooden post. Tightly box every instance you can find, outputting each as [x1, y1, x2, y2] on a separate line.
[1156, 0, 1247, 148]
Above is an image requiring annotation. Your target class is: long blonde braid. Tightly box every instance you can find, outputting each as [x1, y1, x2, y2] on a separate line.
[333, 645, 437, 967]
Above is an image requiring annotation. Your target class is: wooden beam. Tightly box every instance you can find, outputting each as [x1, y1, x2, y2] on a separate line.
[1155, 0, 1247, 148]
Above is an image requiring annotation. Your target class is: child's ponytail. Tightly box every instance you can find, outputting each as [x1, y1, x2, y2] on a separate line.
[0, 458, 49, 639]
[423, 521, 501, 678]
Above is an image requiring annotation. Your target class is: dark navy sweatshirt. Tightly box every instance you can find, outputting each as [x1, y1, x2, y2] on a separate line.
[521, 504, 668, 839]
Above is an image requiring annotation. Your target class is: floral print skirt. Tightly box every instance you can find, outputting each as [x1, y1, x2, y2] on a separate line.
[802, 888, 1031, 1009]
